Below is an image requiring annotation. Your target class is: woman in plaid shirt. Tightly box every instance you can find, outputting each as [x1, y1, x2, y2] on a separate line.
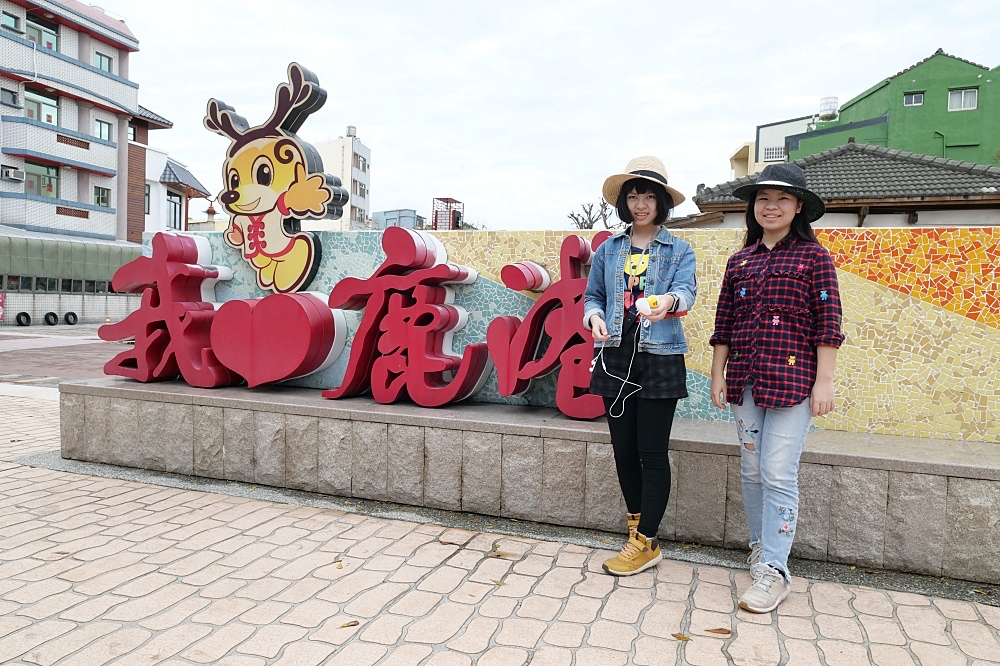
[709, 163, 844, 614]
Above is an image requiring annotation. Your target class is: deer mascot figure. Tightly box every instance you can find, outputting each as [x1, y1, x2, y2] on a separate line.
[204, 63, 348, 294]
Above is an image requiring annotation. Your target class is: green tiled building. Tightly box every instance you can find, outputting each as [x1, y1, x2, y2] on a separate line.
[787, 49, 1000, 166]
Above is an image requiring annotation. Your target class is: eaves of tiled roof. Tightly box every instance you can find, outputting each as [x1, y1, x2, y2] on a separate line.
[54, 0, 138, 41]
[694, 143, 1000, 211]
[135, 105, 173, 129]
[893, 48, 990, 78]
[161, 160, 210, 198]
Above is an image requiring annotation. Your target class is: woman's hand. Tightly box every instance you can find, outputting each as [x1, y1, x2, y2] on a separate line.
[811, 378, 836, 417]
[590, 315, 610, 341]
[643, 294, 675, 323]
[710, 375, 728, 409]
[710, 344, 730, 409]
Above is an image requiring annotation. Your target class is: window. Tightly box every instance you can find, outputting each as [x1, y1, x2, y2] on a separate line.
[20, 276, 33, 291]
[94, 119, 112, 141]
[61, 278, 72, 293]
[24, 90, 58, 125]
[85, 280, 96, 294]
[167, 190, 183, 229]
[47, 277, 58, 292]
[71, 279, 82, 293]
[6, 275, 20, 291]
[94, 52, 112, 73]
[0, 88, 16, 107]
[93, 186, 110, 207]
[128, 125, 136, 141]
[903, 93, 924, 107]
[949, 88, 978, 111]
[35, 277, 47, 292]
[24, 162, 59, 198]
[144, 184, 150, 214]
[762, 146, 785, 161]
[25, 17, 58, 51]
[2, 12, 19, 31]
[96, 280, 108, 294]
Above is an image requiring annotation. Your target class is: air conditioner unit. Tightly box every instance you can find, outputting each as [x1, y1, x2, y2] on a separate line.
[1, 167, 26, 182]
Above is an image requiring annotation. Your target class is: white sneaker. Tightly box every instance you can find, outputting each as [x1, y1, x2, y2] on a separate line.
[739, 563, 790, 613]
[746, 542, 762, 568]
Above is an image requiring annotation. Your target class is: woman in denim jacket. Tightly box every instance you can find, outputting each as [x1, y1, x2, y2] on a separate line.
[583, 156, 697, 577]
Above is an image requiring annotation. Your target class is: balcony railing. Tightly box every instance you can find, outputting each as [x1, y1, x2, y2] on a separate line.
[2, 116, 118, 173]
[0, 31, 137, 114]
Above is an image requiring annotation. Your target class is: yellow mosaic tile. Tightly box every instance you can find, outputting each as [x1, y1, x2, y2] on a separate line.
[429, 228, 999, 441]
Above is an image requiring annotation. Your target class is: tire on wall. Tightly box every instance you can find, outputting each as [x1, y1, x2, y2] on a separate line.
[44, 312, 59, 326]
[15, 312, 31, 326]
[64, 312, 78, 325]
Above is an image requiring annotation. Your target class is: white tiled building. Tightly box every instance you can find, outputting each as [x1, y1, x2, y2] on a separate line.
[314, 126, 370, 231]
[0, 0, 138, 241]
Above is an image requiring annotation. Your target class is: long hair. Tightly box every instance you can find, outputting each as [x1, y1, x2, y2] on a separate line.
[615, 178, 674, 227]
[742, 198, 818, 248]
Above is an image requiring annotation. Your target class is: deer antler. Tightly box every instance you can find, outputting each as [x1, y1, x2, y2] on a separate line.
[260, 63, 327, 136]
[203, 99, 251, 144]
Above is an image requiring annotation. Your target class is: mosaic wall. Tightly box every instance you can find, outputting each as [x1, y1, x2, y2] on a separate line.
[165, 227, 1000, 442]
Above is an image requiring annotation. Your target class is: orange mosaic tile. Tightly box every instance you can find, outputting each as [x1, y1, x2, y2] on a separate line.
[820, 228, 1000, 329]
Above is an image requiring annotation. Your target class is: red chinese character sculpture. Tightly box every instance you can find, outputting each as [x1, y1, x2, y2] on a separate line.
[99, 232, 239, 388]
[322, 226, 490, 407]
[210, 293, 346, 388]
[487, 232, 612, 419]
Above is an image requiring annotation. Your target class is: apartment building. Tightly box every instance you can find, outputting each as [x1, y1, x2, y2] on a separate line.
[0, 0, 139, 241]
[315, 126, 370, 230]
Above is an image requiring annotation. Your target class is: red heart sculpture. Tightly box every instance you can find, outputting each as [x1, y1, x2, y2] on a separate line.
[210, 293, 344, 388]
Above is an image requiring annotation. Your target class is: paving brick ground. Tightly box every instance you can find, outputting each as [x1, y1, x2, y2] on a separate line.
[2, 337, 1000, 664]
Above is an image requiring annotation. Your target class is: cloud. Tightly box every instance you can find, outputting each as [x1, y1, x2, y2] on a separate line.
[98, 0, 999, 229]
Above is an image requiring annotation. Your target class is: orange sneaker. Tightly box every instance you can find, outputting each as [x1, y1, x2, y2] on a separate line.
[602, 532, 661, 576]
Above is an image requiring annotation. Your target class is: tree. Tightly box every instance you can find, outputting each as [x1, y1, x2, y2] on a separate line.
[567, 200, 619, 230]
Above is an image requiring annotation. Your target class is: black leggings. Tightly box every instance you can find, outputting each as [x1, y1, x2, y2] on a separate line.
[604, 396, 678, 538]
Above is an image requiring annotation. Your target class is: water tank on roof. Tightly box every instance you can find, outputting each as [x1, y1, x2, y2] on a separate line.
[819, 97, 839, 121]
[346, 125, 357, 137]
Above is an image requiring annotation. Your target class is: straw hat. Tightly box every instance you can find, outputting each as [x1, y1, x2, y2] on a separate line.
[731, 163, 825, 223]
[602, 156, 685, 208]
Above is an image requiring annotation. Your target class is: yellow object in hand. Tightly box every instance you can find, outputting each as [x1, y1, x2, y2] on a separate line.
[647, 295, 659, 309]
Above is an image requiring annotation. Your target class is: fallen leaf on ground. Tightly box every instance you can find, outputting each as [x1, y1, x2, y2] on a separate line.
[705, 628, 731, 636]
[338, 621, 359, 628]
[671, 633, 691, 641]
[491, 579, 505, 586]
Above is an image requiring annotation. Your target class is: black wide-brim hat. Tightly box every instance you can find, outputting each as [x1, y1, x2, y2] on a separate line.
[731, 163, 825, 223]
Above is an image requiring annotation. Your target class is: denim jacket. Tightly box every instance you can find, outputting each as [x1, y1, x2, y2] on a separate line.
[583, 226, 697, 354]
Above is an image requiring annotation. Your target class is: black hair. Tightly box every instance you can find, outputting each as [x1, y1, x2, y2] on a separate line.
[742, 192, 818, 248]
[615, 178, 674, 227]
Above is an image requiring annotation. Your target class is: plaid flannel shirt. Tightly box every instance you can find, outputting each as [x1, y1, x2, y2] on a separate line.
[710, 236, 844, 408]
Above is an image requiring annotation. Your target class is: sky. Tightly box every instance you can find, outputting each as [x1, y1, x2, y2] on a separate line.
[97, 0, 999, 230]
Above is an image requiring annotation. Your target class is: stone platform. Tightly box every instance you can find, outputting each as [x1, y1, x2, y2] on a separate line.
[60, 378, 1000, 584]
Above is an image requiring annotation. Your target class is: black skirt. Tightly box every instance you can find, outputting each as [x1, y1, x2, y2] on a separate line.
[588, 315, 688, 400]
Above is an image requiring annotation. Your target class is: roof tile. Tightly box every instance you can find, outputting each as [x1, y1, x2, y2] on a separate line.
[694, 143, 1000, 207]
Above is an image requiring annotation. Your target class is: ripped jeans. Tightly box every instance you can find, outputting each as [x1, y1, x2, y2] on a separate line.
[731, 385, 812, 583]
